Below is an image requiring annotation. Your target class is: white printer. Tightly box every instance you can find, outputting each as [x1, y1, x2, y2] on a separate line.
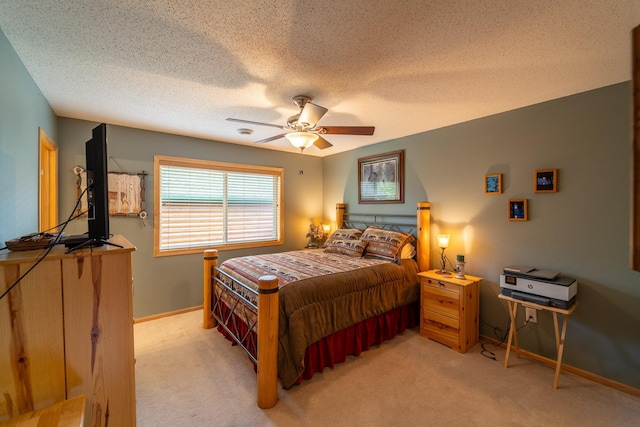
[499, 265, 577, 309]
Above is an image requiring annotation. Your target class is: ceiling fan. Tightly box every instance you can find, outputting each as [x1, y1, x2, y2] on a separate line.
[227, 95, 375, 151]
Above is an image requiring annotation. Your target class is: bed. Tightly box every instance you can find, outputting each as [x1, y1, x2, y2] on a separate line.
[202, 202, 430, 408]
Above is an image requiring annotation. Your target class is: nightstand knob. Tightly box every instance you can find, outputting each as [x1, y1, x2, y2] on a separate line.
[439, 282, 445, 287]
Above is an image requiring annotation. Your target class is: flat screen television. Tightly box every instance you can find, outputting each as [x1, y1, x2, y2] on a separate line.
[66, 123, 120, 251]
[86, 123, 110, 242]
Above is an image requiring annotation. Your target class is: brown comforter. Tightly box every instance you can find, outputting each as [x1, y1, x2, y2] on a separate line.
[217, 250, 419, 388]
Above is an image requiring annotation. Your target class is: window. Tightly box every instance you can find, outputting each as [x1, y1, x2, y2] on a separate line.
[154, 155, 283, 256]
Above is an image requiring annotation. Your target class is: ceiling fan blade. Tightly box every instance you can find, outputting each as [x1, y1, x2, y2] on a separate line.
[227, 118, 285, 130]
[254, 133, 288, 144]
[299, 102, 328, 128]
[313, 135, 333, 150]
[317, 126, 375, 135]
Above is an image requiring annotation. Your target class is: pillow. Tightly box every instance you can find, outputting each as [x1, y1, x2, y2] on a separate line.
[360, 227, 415, 262]
[322, 228, 363, 248]
[401, 243, 416, 259]
[323, 239, 368, 257]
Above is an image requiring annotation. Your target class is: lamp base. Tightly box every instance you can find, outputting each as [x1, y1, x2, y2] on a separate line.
[435, 270, 452, 277]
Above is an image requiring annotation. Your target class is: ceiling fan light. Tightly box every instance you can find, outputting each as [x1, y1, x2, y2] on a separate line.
[285, 132, 318, 149]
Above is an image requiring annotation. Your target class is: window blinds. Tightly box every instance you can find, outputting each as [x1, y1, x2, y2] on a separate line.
[157, 160, 281, 252]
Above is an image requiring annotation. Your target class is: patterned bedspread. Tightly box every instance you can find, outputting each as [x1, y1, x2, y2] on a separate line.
[218, 249, 390, 300]
[215, 249, 419, 388]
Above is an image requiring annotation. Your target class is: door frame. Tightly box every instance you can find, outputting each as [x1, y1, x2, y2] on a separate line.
[39, 127, 58, 232]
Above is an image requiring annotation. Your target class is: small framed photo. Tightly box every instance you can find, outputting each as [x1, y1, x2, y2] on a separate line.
[484, 174, 502, 194]
[508, 199, 528, 221]
[534, 169, 557, 193]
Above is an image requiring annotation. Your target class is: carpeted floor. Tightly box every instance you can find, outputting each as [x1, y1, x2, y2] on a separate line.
[134, 309, 640, 427]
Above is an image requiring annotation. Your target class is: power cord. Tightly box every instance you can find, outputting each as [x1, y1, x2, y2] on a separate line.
[480, 342, 497, 360]
[0, 189, 87, 301]
[479, 318, 509, 361]
[479, 314, 535, 361]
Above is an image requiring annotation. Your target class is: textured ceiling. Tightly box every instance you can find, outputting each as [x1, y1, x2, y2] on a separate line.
[1, 1, 639, 157]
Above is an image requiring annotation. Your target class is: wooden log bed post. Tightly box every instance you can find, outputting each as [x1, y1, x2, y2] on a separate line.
[203, 249, 218, 329]
[257, 275, 279, 409]
[417, 201, 431, 272]
[336, 203, 345, 230]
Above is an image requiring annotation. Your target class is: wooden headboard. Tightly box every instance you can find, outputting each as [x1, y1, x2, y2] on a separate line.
[335, 202, 430, 271]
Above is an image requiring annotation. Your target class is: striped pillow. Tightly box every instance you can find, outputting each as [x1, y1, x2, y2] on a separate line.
[323, 239, 368, 257]
[322, 228, 363, 248]
[361, 227, 415, 262]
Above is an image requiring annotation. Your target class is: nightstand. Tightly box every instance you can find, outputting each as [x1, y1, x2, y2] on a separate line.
[418, 270, 482, 353]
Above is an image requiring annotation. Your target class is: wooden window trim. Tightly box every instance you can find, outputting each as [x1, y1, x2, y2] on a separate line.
[153, 155, 284, 257]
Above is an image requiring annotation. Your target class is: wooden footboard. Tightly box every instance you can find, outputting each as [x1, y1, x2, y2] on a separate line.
[203, 249, 279, 409]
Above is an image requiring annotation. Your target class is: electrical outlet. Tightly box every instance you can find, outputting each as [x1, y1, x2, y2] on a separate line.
[525, 307, 537, 324]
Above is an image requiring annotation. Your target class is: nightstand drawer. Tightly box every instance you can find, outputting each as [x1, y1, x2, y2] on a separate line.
[422, 285, 460, 317]
[422, 318, 459, 349]
[423, 308, 460, 329]
[421, 277, 462, 294]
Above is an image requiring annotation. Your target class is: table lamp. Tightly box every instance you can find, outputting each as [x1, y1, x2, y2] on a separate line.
[436, 234, 451, 277]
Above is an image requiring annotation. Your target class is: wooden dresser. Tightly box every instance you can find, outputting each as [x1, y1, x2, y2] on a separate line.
[418, 270, 481, 353]
[0, 235, 136, 426]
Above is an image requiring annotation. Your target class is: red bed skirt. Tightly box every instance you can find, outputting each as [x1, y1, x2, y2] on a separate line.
[215, 301, 419, 386]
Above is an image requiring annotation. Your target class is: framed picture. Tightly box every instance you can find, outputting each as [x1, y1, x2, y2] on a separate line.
[107, 171, 145, 216]
[535, 169, 557, 193]
[508, 199, 528, 221]
[484, 173, 502, 194]
[358, 150, 404, 204]
[73, 168, 146, 218]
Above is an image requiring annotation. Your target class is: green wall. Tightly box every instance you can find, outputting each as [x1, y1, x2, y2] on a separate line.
[323, 82, 640, 389]
[57, 119, 324, 318]
[0, 29, 57, 244]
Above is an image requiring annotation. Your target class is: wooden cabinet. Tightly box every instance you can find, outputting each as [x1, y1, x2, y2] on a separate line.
[418, 270, 481, 353]
[0, 236, 136, 426]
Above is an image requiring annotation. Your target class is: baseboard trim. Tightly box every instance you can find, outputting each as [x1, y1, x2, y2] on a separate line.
[480, 335, 640, 398]
[134, 305, 203, 324]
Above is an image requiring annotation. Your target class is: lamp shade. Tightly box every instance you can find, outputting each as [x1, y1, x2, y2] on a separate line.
[285, 132, 318, 149]
[437, 234, 450, 249]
